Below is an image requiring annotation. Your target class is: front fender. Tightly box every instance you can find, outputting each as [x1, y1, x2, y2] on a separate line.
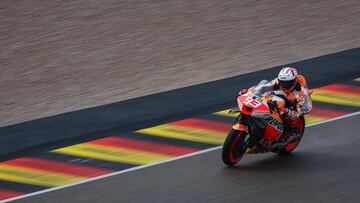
[232, 123, 248, 132]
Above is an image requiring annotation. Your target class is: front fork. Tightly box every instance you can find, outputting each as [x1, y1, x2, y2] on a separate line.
[231, 113, 248, 132]
[231, 114, 254, 153]
[232, 114, 268, 154]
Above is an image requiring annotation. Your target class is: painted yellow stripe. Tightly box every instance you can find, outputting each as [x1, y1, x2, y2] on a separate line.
[354, 78, 360, 82]
[0, 165, 84, 187]
[311, 89, 360, 107]
[137, 124, 226, 145]
[53, 143, 172, 165]
[304, 115, 328, 125]
[213, 109, 238, 118]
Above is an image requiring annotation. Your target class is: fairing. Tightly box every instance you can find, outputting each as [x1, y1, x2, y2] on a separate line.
[236, 89, 284, 142]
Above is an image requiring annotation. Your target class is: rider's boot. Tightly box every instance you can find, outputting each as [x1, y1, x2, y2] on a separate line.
[285, 119, 301, 143]
[279, 118, 299, 143]
[245, 146, 260, 154]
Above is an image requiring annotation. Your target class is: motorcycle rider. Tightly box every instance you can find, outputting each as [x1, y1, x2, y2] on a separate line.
[240, 67, 313, 142]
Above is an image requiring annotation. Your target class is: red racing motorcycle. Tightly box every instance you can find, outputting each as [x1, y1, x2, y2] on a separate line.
[222, 82, 307, 166]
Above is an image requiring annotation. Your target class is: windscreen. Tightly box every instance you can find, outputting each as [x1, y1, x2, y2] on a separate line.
[251, 80, 275, 97]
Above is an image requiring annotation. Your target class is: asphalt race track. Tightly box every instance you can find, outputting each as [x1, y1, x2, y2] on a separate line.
[0, 66, 358, 203]
[1, 49, 359, 202]
[0, 54, 359, 202]
[1, 1, 360, 202]
[14, 114, 360, 203]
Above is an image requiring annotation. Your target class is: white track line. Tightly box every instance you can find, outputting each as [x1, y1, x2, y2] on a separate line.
[2, 111, 360, 203]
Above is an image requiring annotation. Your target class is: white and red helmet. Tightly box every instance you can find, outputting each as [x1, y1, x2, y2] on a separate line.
[277, 67, 298, 90]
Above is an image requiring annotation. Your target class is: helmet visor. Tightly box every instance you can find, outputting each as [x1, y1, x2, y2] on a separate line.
[279, 79, 295, 90]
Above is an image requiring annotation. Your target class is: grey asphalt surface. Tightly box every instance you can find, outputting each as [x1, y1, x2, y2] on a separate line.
[15, 114, 360, 203]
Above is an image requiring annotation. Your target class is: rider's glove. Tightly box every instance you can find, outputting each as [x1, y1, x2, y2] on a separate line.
[278, 107, 289, 115]
[239, 88, 248, 95]
[288, 109, 300, 119]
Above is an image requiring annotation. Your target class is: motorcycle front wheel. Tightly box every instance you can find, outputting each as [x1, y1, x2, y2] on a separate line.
[222, 129, 248, 166]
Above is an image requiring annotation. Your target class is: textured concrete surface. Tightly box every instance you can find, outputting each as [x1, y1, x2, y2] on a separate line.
[1, 0, 360, 127]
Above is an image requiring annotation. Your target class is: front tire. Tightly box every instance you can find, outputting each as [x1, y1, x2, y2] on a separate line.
[222, 129, 248, 166]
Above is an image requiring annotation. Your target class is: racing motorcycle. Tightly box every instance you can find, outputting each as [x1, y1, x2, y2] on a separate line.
[222, 80, 307, 166]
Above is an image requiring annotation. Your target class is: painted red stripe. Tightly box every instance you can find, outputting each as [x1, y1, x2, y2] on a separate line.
[2, 157, 113, 178]
[0, 189, 24, 200]
[309, 107, 349, 118]
[89, 137, 198, 156]
[168, 118, 230, 133]
[317, 84, 360, 95]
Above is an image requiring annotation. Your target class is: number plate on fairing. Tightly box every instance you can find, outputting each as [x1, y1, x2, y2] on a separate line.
[243, 96, 262, 108]
[237, 95, 271, 116]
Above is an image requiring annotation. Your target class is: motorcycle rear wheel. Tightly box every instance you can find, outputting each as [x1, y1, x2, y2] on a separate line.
[222, 129, 247, 166]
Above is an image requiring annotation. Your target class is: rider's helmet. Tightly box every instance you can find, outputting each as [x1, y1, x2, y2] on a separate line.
[277, 67, 298, 91]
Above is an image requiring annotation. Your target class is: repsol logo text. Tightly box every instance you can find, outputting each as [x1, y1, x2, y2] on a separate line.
[265, 117, 283, 131]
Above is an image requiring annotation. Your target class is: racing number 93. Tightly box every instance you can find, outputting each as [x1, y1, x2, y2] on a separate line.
[243, 96, 262, 108]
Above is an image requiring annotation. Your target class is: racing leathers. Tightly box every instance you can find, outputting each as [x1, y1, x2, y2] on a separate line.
[250, 75, 313, 140]
[260, 75, 312, 118]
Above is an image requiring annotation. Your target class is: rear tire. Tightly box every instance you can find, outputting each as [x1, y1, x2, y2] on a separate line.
[222, 129, 247, 166]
